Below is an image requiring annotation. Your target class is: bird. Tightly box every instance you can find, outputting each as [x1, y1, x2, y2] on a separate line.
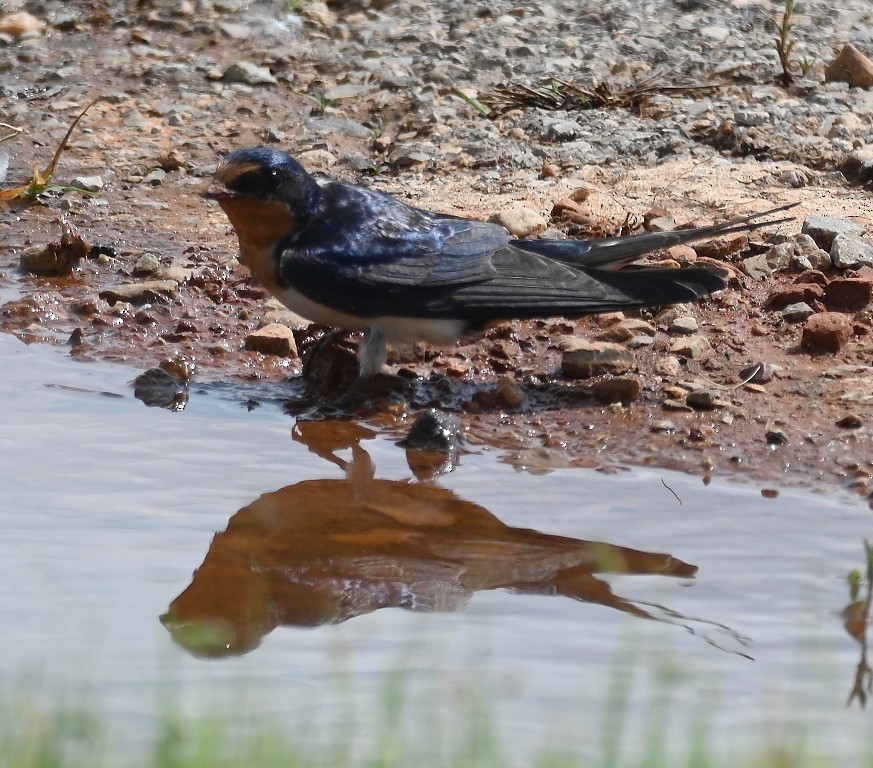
[206, 147, 795, 393]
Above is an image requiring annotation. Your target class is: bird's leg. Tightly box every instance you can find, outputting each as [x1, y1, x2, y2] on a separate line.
[336, 327, 387, 405]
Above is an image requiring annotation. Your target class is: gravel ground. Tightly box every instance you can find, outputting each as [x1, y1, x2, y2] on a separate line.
[2, 0, 873, 494]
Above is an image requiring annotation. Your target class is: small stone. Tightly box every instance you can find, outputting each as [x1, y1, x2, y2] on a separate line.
[650, 420, 676, 433]
[489, 205, 547, 238]
[802, 216, 865, 251]
[400, 409, 464, 452]
[801, 312, 853, 353]
[842, 147, 873, 185]
[550, 197, 594, 225]
[836, 413, 863, 429]
[668, 335, 711, 359]
[544, 118, 584, 141]
[825, 278, 873, 311]
[244, 323, 298, 357]
[69, 175, 103, 193]
[618, 319, 656, 336]
[132, 253, 162, 276]
[70, 296, 110, 318]
[825, 43, 873, 89]
[99, 280, 178, 306]
[686, 389, 719, 410]
[665, 244, 697, 263]
[142, 168, 166, 186]
[159, 356, 196, 384]
[830, 234, 873, 269]
[593, 376, 642, 404]
[133, 368, 188, 411]
[19, 226, 89, 275]
[777, 169, 808, 188]
[794, 270, 829, 286]
[495, 376, 524, 407]
[663, 398, 693, 412]
[647, 216, 676, 232]
[655, 355, 682, 377]
[298, 149, 337, 170]
[734, 108, 769, 126]
[222, 61, 278, 85]
[739, 362, 777, 383]
[627, 334, 655, 349]
[694, 233, 748, 260]
[598, 324, 634, 342]
[561, 340, 634, 378]
[669, 316, 698, 335]
[765, 284, 825, 310]
[782, 302, 815, 322]
[323, 84, 373, 101]
[765, 428, 789, 446]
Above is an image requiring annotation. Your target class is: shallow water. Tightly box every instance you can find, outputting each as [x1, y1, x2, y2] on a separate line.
[1, 331, 871, 761]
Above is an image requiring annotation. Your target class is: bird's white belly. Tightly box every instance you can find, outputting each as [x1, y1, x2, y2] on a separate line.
[273, 285, 466, 345]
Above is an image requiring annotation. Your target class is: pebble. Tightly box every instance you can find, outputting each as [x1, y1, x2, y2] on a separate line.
[69, 175, 104, 193]
[765, 428, 789, 446]
[99, 280, 178, 306]
[650, 420, 676, 433]
[593, 376, 642, 404]
[825, 43, 873, 89]
[655, 355, 682, 377]
[781, 302, 815, 323]
[560, 340, 634, 378]
[825, 278, 873, 312]
[542, 118, 584, 142]
[777, 169, 808, 188]
[0, 10, 45, 36]
[494, 376, 524, 407]
[830, 234, 873, 270]
[221, 61, 277, 85]
[133, 368, 188, 411]
[765, 284, 824, 310]
[734, 109, 769, 127]
[668, 335, 711, 359]
[801, 216, 865, 251]
[801, 312, 853, 354]
[132, 253, 162, 276]
[400, 409, 465, 453]
[627, 334, 655, 349]
[686, 389, 723, 411]
[836, 413, 863, 429]
[668, 316, 698, 335]
[489, 205, 547, 238]
[794, 270, 829, 287]
[244, 323, 299, 357]
[739, 362, 777, 384]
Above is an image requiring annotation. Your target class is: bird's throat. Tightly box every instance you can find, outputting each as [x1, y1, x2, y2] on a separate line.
[217, 196, 297, 289]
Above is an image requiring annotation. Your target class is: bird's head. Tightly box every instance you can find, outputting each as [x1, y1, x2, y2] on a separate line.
[206, 147, 323, 280]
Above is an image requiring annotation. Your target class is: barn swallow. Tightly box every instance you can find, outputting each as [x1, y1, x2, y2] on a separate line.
[206, 147, 795, 389]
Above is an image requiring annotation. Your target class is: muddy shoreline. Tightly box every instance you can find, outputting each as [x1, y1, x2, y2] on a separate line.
[1, 1, 872, 498]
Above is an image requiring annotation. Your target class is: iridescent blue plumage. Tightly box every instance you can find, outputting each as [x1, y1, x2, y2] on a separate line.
[209, 147, 795, 382]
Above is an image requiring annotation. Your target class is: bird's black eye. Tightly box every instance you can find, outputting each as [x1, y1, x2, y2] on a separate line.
[230, 167, 283, 198]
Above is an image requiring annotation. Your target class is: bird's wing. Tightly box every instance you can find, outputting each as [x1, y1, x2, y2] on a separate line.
[282, 182, 510, 287]
[278, 181, 728, 322]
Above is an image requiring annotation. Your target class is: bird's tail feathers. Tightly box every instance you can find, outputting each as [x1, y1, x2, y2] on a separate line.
[566, 202, 798, 271]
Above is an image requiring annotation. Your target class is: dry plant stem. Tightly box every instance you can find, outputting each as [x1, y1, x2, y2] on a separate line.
[0, 98, 100, 201]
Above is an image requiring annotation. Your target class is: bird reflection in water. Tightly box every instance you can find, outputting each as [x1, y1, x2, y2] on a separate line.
[162, 419, 745, 658]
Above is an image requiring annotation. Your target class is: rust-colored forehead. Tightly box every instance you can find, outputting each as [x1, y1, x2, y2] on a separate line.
[214, 161, 263, 186]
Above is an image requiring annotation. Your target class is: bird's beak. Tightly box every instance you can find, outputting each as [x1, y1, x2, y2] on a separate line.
[202, 180, 234, 201]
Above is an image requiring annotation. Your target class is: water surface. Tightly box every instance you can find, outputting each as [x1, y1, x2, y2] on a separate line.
[1, 332, 870, 760]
